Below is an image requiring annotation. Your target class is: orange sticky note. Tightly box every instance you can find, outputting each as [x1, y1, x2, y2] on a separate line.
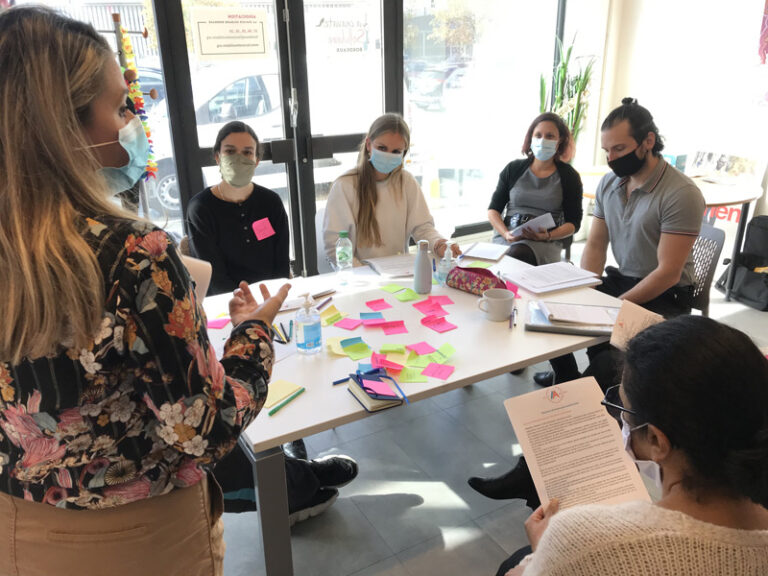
[252, 217, 276, 240]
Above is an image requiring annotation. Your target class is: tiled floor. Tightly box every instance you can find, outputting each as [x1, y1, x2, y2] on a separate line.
[221, 248, 768, 576]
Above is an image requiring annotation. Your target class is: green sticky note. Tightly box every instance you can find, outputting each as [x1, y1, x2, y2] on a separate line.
[380, 343, 406, 355]
[435, 343, 456, 361]
[467, 260, 493, 269]
[432, 277, 438, 285]
[407, 353, 431, 368]
[344, 342, 372, 361]
[381, 284, 406, 293]
[395, 288, 420, 302]
[322, 312, 342, 326]
[399, 366, 428, 383]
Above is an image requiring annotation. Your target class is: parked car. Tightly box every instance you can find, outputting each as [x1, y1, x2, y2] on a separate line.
[142, 65, 283, 218]
[409, 64, 464, 110]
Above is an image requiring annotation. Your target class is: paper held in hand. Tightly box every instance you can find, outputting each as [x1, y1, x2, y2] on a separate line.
[362, 253, 416, 277]
[503, 377, 650, 510]
[510, 212, 556, 237]
[609, 300, 664, 351]
[505, 262, 601, 294]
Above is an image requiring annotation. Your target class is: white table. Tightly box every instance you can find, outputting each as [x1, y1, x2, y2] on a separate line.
[203, 257, 620, 575]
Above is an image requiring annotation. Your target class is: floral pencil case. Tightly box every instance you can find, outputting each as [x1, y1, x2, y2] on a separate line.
[445, 266, 506, 296]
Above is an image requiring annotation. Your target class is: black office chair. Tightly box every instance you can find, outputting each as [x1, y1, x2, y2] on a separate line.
[691, 222, 726, 316]
[561, 235, 573, 263]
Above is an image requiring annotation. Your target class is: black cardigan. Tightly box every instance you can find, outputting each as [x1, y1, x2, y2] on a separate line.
[487, 158, 584, 232]
[187, 184, 290, 295]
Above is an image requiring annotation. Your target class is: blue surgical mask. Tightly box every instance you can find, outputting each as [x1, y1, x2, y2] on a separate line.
[621, 415, 663, 501]
[531, 137, 558, 161]
[98, 117, 150, 194]
[369, 148, 403, 174]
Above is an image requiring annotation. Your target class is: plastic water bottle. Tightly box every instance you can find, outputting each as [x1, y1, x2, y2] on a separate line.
[413, 240, 432, 294]
[295, 293, 322, 355]
[436, 242, 456, 286]
[335, 231, 353, 286]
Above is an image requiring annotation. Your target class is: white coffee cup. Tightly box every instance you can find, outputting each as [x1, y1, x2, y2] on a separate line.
[477, 288, 516, 321]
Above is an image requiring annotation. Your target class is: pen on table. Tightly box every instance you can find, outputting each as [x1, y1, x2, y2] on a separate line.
[512, 307, 518, 327]
[288, 320, 294, 341]
[432, 258, 436, 272]
[271, 324, 286, 344]
[332, 376, 351, 386]
[316, 296, 332, 311]
[268, 387, 305, 416]
[280, 321, 289, 343]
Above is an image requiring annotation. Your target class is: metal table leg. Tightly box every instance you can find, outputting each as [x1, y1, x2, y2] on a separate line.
[238, 437, 293, 575]
[725, 202, 751, 301]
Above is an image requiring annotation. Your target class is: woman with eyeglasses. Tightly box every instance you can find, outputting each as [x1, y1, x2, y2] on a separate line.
[322, 113, 461, 266]
[496, 315, 768, 576]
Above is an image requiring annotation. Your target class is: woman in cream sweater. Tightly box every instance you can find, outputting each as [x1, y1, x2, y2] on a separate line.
[500, 316, 768, 576]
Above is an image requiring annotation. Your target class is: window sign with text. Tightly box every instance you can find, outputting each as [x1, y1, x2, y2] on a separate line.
[191, 8, 269, 61]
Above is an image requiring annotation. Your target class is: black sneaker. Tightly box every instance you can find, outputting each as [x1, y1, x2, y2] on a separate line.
[288, 488, 338, 527]
[309, 454, 359, 489]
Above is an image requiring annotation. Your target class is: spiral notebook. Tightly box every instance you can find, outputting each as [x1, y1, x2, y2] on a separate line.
[525, 300, 619, 336]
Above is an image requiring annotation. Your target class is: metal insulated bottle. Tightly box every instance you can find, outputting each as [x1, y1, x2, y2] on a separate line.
[413, 240, 432, 294]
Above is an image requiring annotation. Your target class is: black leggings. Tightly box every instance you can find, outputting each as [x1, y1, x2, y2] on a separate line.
[496, 545, 533, 576]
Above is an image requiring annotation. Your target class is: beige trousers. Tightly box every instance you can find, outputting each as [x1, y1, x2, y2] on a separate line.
[0, 476, 225, 576]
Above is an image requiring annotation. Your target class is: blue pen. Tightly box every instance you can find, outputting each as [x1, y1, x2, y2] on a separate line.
[333, 376, 351, 386]
[288, 320, 293, 341]
[432, 258, 436, 272]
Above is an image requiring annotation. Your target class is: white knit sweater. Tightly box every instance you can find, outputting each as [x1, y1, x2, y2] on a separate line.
[522, 500, 768, 576]
[322, 169, 445, 263]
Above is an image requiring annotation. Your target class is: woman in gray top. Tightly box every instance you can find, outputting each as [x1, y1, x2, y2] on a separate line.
[487, 113, 583, 265]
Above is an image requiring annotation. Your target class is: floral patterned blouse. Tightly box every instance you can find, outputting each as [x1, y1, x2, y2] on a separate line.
[0, 216, 272, 509]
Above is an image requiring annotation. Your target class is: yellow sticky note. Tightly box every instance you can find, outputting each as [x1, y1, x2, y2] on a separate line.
[386, 352, 410, 366]
[320, 305, 345, 327]
[326, 337, 346, 356]
[265, 380, 302, 409]
[467, 260, 493, 269]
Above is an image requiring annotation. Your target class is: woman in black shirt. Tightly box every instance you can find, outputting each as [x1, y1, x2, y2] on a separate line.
[187, 121, 290, 295]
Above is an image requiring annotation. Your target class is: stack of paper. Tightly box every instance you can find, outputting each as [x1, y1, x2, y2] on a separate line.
[510, 213, 556, 237]
[460, 242, 508, 261]
[362, 254, 416, 277]
[525, 301, 619, 336]
[506, 262, 601, 294]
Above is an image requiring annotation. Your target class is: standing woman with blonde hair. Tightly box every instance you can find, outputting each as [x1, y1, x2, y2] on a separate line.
[0, 7, 288, 575]
[323, 113, 461, 265]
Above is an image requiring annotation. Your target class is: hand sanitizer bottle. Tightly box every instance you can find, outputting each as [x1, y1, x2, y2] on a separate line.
[413, 240, 432, 294]
[436, 242, 456, 286]
[295, 293, 322, 355]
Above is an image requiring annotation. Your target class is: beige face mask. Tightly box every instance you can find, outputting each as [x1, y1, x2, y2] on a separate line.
[219, 154, 257, 187]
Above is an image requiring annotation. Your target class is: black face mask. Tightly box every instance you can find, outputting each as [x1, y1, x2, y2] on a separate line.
[608, 146, 646, 177]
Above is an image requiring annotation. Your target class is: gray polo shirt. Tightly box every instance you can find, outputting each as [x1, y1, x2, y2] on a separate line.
[593, 159, 705, 286]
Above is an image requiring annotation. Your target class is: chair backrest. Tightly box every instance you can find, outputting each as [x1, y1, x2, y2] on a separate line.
[180, 255, 212, 301]
[691, 222, 726, 316]
[315, 206, 333, 274]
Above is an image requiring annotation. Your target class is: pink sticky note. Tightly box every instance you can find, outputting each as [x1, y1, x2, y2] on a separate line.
[366, 298, 392, 311]
[422, 362, 455, 380]
[207, 317, 231, 329]
[407, 341, 437, 355]
[335, 317, 362, 331]
[362, 378, 398, 398]
[421, 315, 457, 333]
[370, 353, 404, 372]
[251, 217, 276, 240]
[505, 281, 519, 296]
[362, 318, 387, 327]
[380, 320, 408, 335]
[429, 295, 454, 306]
[413, 300, 448, 317]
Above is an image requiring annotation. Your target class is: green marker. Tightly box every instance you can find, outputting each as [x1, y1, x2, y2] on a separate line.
[268, 387, 305, 416]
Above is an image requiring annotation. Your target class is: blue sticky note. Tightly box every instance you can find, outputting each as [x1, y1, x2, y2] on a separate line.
[357, 363, 374, 372]
[360, 312, 384, 320]
[340, 337, 364, 348]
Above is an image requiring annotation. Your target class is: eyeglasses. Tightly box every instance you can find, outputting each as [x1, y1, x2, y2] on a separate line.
[601, 384, 638, 421]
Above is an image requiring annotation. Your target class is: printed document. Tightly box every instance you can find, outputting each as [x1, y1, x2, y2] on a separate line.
[506, 262, 601, 294]
[362, 254, 416, 277]
[461, 242, 509, 261]
[504, 377, 650, 510]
